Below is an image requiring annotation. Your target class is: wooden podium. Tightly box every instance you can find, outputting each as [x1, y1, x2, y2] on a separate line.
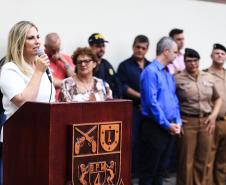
[3, 100, 132, 185]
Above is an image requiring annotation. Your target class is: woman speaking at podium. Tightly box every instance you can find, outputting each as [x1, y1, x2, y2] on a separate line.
[59, 47, 112, 102]
[0, 21, 55, 141]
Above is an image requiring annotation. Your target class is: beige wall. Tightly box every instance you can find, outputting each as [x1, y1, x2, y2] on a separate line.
[0, 0, 226, 69]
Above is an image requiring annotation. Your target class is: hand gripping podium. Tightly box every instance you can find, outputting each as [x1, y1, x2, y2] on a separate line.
[3, 100, 132, 185]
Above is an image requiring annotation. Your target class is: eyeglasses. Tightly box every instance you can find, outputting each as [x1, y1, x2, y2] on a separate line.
[76, 59, 92, 65]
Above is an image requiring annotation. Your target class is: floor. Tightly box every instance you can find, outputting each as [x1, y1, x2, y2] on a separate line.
[132, 173, 176, 185]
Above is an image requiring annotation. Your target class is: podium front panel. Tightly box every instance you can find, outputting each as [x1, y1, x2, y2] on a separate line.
[4, 100, 132, 185]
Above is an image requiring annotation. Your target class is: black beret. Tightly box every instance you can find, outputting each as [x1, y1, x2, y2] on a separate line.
[184, 48, 200, 59]
[213, 43, 226, 52]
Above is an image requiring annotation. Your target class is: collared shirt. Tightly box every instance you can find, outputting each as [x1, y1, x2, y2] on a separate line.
[168, 52, 185, 74]
[49, 52, 74, 100]
[140, 59, 182, 129]
[175, 70, 219, 115]
[205, 67, 226, 117]
[117, 56, 150, 106]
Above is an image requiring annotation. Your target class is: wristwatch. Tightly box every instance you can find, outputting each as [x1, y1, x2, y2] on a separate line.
[64, 63, 70, 70]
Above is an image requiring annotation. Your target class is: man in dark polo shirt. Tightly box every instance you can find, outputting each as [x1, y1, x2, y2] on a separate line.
[88, 33, 122, 98]
[117, 35, 150, 180]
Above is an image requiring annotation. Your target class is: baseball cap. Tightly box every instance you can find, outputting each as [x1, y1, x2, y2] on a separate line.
[88, 33, 109, 45]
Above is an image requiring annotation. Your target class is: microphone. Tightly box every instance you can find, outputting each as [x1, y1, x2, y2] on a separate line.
[37, 48, 52, 83]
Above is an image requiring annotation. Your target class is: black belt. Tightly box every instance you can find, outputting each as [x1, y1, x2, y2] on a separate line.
[216, 116, 226, 121]
[181, 112, 210, 118]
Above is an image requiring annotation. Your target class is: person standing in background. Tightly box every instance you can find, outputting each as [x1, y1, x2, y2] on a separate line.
[88, 33, 122, 99]
[117, 35, 150, 181]
[0, 56, 6, 185]
[139, 37, 181, 185]
[175, 48, 222, 185]
[205, 43, 226, 185]
[45, 32, 74, 101]
[59, 47, 112, 102]
[168, 28, 185, 74]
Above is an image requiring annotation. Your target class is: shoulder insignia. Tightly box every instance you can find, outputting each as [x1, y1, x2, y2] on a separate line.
[108, 68, 114, 76]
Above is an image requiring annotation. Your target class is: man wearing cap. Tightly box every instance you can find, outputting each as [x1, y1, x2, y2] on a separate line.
[168, 28, 185, 74]
[88, 33, 122, 98]
[204, 43, 226, 185]
[117, 35, 150, 180]
[175, 48, 222, 185]
[140, 37, 181, 185]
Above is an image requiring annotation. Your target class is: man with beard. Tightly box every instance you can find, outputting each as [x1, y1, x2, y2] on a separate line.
[88, 33, 122, 98]
[117, 35, 150, 181]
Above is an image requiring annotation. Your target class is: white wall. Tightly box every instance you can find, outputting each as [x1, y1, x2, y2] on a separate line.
[0, 0, 226, 70]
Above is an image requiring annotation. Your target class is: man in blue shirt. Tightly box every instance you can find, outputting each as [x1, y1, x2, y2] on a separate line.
[139, 37, 182, 185]
[117, 35, 150, 179]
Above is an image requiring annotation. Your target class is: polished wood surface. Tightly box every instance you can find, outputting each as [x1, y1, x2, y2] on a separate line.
[3, 100, 132, 185]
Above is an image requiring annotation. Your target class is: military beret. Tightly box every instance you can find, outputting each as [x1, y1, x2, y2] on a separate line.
[184, 48, 200, 59]
[213, 43, 226, 52]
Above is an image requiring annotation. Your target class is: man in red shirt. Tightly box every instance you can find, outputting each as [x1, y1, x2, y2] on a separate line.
[44, 33, 74, 100]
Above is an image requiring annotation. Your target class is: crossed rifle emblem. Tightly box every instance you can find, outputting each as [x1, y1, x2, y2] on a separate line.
[74, 126, 97, 155]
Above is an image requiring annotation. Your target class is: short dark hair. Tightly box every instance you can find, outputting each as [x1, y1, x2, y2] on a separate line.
[133, 35, 149, 47]
[169, 28, 183, 38]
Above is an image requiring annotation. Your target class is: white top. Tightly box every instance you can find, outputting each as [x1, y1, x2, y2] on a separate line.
[0, 62, 55, 141]
[59, 76, 112, 102]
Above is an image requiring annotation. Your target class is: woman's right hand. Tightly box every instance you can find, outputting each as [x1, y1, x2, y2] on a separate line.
[35, 54, 50, 73]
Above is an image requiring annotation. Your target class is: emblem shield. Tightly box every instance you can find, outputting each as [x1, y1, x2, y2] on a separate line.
[72, 122, 122, 185]
[100, 124, 120, 152]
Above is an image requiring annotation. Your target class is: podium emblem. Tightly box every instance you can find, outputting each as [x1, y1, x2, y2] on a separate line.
[72, 121, 122, 185]
[100, 124, 120, 152]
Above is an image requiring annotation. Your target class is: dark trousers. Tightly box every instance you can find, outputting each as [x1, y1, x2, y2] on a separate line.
[132, 105, 142, 178]
[0, 112, 5, 185]
[139, 118, 175, 185]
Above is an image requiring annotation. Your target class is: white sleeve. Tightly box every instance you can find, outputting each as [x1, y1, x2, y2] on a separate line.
[0, 65, 27, 101]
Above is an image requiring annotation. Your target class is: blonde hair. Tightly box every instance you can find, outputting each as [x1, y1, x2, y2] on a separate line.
[6, 21, 38, 75]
